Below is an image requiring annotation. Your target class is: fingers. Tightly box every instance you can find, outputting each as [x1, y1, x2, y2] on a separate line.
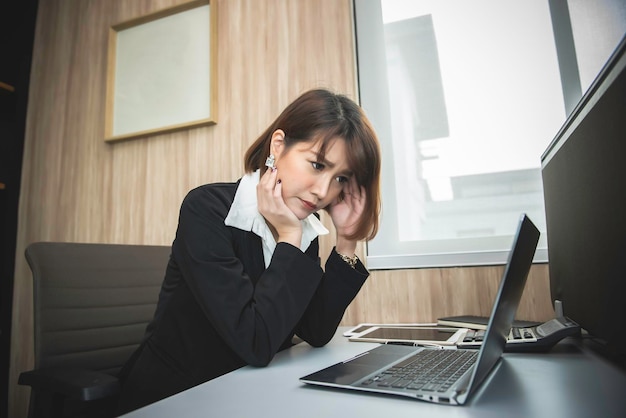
[273, 177, 282, 198]
[258, 167, 290, 218]
[258, 167, 280, 195]
[260, 166, 277, 185]
[344, 177, 363, 198]
[342, 180, 365, 208]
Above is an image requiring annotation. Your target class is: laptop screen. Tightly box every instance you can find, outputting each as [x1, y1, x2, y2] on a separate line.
[465, 214, 539, 397]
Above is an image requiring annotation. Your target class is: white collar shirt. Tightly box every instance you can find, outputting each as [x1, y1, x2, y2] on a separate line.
[224, 170, 329, 267]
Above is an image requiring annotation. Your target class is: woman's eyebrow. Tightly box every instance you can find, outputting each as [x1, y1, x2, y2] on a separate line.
[310, 150, 336, 168]
[314, 152, 354, 177]
[308, 149, 354, 175]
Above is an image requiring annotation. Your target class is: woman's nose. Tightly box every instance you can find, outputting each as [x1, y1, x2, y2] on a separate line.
[311, 177, 331, 200]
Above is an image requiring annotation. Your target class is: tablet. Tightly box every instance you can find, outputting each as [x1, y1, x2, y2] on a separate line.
[342, 322, 437, 337]
[348, 326, 468, 346]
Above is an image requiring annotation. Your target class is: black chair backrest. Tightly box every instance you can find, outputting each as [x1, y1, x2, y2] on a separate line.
[25, 242, 170, 375]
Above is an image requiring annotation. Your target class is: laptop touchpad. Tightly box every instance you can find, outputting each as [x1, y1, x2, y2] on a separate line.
[302, 345, 418, 385]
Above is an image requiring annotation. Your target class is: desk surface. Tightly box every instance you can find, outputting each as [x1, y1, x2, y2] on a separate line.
[122, 327, 626, 418]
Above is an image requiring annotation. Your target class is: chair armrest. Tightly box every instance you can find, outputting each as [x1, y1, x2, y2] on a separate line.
[18, 367, 120, 401]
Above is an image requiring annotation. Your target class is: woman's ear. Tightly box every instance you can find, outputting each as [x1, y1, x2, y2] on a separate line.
[269, 129, 286, 158]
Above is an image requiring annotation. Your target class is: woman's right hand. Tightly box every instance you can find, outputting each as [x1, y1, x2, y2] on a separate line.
[257, 167, 302, 247]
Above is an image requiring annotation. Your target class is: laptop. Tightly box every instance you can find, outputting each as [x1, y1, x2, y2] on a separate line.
[300, 214, 540, 406]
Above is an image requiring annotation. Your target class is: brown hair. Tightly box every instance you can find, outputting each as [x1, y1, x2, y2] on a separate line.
[244, 88, 381, 241]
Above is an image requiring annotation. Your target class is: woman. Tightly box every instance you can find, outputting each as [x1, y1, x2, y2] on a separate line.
[116, 88, 381, 413]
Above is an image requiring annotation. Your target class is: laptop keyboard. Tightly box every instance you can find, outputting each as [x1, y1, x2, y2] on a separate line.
[360, 349, 478, 393]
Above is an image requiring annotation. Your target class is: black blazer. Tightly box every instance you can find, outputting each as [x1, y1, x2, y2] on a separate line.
[117, 181, 368, 413]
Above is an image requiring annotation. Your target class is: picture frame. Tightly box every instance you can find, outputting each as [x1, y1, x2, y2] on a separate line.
[105, 0, 216, 142]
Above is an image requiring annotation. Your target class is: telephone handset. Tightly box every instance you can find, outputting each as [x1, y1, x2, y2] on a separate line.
[457, 316, 581, 352]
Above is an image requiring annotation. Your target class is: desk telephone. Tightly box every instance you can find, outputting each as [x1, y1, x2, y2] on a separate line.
[457, 316, 581, 352]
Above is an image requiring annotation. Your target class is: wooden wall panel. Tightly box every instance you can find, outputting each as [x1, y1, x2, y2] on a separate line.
[9, 1, 358, 416]
[8, 0, 551, 416]
[342, 264, 553, 325]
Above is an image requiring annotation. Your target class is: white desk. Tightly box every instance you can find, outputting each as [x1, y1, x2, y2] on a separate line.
[122, 328, 626, 418]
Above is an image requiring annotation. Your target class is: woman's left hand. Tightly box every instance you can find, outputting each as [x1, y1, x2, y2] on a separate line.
[326, 176, 366, 240]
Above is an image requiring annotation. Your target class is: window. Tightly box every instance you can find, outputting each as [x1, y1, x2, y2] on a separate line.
[355, 0, 626, 269]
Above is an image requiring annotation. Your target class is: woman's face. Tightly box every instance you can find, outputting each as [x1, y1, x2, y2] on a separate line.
[272, 131, 353, 220]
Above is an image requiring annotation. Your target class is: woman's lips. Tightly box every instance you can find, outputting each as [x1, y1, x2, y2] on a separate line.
[301, 199, 317, 211]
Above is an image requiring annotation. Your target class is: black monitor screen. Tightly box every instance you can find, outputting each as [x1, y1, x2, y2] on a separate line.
[541, 35, 626, 367]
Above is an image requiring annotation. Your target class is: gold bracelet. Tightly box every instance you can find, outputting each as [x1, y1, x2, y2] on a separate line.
[337, 252, 358, 268]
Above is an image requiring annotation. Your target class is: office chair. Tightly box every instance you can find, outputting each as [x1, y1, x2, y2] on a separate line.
[18, 242, 170, 418]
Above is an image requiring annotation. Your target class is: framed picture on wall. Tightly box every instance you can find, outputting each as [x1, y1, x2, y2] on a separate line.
[105, 0, 217, 142]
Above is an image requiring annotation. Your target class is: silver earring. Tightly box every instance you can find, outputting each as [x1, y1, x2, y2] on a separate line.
[265, 154, 276, 169]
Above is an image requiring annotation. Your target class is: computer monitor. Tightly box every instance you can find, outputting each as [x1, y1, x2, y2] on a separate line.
[541, 35, 626, 368]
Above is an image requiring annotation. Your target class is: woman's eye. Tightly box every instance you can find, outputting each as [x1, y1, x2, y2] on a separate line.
[335, 176, 349, 184]
[311, 162, 324, 170]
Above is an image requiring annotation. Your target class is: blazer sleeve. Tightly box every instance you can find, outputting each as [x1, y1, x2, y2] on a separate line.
[294, 248, 369, 346]
[171, 186, 327, 367]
